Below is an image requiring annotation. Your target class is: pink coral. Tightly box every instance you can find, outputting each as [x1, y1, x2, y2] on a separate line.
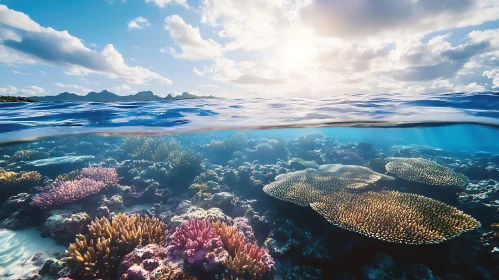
[166, 218, 227, 265]
[80, 167, 119, 186]
[30, 178, 105, 209]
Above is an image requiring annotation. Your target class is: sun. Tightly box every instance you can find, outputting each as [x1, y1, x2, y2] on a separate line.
[278, 37, 318, 70]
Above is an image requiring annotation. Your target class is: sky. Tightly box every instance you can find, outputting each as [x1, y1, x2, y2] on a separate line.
[1, 0, 499, 98]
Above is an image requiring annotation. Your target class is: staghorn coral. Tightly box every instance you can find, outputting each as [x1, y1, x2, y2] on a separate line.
[263, 164, 394, 206]
[385, 157, 469, 188]
[80, 167, 119, 186]
[310, 190, 481, 245]
[121, 136, 145, 154]
[168, 150, 204, 187]
[30, 178, 106, 209]
[66, 214, 168, 278]
[12, 149, 49, 161]
[213, 221, 274, 279]
[166, 218, 227, 265]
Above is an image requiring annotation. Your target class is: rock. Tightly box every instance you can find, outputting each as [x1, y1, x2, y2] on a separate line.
[284, 265, 322, 280]
[25, 155, 95, 177]
[96, 206, 110, 218]
[103, 194, 124, 211]
[362, 254, 396, 280]
[39, 210, 90, 244]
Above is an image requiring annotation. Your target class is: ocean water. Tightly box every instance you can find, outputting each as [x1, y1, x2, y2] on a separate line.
[0, 94, 499, 279]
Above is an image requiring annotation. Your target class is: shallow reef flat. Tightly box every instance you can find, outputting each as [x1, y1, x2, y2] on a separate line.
[0, 128, 499, 279]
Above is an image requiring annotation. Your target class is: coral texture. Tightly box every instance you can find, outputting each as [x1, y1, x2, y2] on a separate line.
[30, 178, 106, 209]
[0, 169, 41, 190]
[385, 157, 469, 187]
[310, 190, 481, 245]
[80, 167, 119, 186]
[166, 218, 227, 265]
[66, 214, 168, 278]
[263, 164, 393, 206]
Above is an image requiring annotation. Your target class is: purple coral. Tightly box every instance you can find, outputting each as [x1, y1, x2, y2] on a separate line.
[166, 218, 227, 265]
[118, 244, 170, 279]
[81, 167, 119, 186]
[30, 178, 105, 209]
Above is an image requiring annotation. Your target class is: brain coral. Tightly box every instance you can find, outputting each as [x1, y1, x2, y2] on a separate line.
[310, 190, 480, 245]
[385, 157, 469, 187]
[263, 164, 394, 206]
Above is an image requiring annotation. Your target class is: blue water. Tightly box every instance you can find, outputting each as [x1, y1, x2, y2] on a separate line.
[1, 92, 499, 279]
[1, 92, 498, 143]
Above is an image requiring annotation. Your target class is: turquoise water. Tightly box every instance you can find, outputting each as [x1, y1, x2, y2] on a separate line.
[1, 95, 499, 279]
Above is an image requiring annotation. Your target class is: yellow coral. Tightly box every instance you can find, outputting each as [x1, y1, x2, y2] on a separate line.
[310, 190, 480, 245]
[0, 169, 41, 189]
[55, 170, 82, 182]
[66, 214, 167, 278]
[385, 157, 469, 187]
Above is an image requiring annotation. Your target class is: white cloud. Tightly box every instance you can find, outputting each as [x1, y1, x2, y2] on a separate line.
[54, 82, 92, 94]
[193, 67, 204, 76]
[111, 84, 135, 95]
[0, 5, 172, 85]
[0, 85, 18, 95]
[201, 0, 293, 51]
[205, 56, 241, 81]
[128, 17, 150, 30]
[164, 15, 222, 60]
[300, 0, 499, 40]
[12, 70, 29, 75]
[145, 0, 188, 8]
[484, 69, 499, 88]
[198, 84, 219, 88]
[12, 85, 45, 96]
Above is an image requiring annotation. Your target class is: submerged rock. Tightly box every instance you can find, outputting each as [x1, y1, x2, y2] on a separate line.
[39, 210, 91, 244]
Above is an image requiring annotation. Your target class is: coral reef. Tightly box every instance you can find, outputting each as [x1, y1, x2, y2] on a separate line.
[13, 149, 49, 161]
[39, 210, 91, 244]
[80, 167, 119, 186]
[386, 157, 470, 188]
[65, 214, 168, 278]
[310, 190, 481, 244]
[0, 169, 41, 202]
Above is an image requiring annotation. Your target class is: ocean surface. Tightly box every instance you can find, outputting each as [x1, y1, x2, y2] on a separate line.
[1, 92, 499, 279]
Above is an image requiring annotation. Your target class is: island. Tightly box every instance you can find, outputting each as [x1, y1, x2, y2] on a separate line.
[1, 91, 216, 102]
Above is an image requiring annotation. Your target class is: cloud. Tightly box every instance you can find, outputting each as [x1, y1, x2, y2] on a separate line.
[164, 15, 222, 60]
[0, 85, 45, 96]
[234, 74, 284, 85]
[198, 84, 218, 88]
[111, 84, 135, 95]
[145, 0, 188, 8]
[300, 0, 499, 40]
[201, 0, 292, 51]
[54, 82, 92, 94]
[128, 17, 150, 30]
[0, 5, 172, 85]
[205, 56, 241, 81]
[484, 69, 499, 88]
[12, 70, 29, 75]
[193, 67, 204, 76]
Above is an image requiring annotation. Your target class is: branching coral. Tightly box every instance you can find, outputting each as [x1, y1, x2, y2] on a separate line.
[0, 169, 41, 201]
[80, 167, 119, 186]
[263, 164, 394, 206]
[385, 157, 469, 188]
[310, 190, 481, 245]
[166, 218, 227, 265]
[30, 178, 106, 209]
[31, 167, 118, 209]
[153, 140, 181, 162]
[481, 223, 499, 253]
[121, 137, 180, 161]
[213, 221, 274, 279]
[0, 169, 41, 190]
[66, 214, 168, 278]
[168, 150, 204, 186]
[56, 170, 82, 182]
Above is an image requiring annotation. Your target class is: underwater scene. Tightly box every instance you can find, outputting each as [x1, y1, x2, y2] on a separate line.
[1, 112, 499, 279]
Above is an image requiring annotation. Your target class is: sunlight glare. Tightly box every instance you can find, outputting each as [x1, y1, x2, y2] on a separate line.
[278, 37, 317, 70]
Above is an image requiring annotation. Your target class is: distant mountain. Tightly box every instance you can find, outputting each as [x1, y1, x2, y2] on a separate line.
[0, 95, 36, 102]
[30, 90, 216, 102]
